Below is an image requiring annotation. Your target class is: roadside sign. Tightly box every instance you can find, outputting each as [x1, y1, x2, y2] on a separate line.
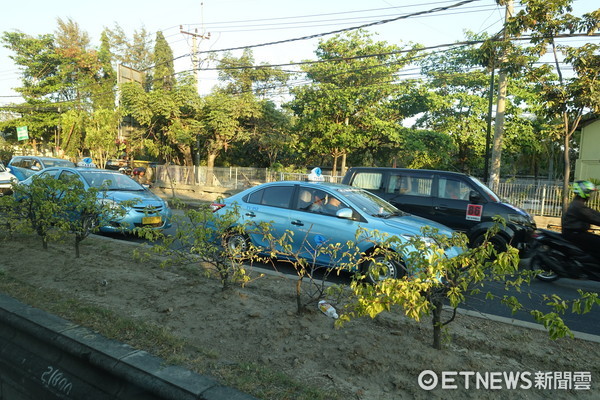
[17, 126, 29, 141]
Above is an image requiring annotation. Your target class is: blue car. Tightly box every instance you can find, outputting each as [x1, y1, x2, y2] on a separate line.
[5, 165, 36, 182]
[19, 167, 172, 233]
[210, 181, 463, 283]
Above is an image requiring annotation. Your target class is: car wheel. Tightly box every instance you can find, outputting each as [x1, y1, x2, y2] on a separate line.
[363, 254, 405, 284]
[471, 233, 508, 254]
[529, 254, 559, 282]
[225, 231, 251, 256]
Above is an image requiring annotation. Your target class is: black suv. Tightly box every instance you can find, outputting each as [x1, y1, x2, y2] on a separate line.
[342, 167, 536, 251]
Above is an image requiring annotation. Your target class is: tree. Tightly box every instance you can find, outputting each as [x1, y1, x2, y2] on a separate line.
[199, 90, 261, 173]
[288, 30, 421, 174]
[217, 48, 289, 98]
[93, 30, 117, 111]
[337, 224, 600, 349]
[120, 74, 201, 166]
[105, 24, 154, 72]
[416, 33, 539, 175]
[505, 0, 600, 210]
[151, 31, 175, 91]
[1, 31, 62, 150]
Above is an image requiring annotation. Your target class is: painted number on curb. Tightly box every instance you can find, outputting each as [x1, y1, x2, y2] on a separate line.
[41, 366, 73, 395]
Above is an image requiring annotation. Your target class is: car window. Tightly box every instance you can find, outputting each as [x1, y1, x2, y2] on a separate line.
[38, 169, 60, 179]
[45, 159, 76, 168]
[438, 178, 470, 200]
[20, 159, 33, 169]
[31, 160, 43, 170]
[247, 186, 293, 208]
[296, 187, 347, 215]
[387, 174, 413, 194]
[469, 176, 500, 202]
[350, 172, 382, 190]
[58, 170, 82, 185]
[334, 187, 401, 217]
[399, 176, 432, 197]
[246, 188, 265, 204]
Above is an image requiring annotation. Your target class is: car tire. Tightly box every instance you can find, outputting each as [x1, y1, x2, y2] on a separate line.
[471, 233, 508, 254]
[529, 254, 560, 282]
[363, 254, 405, 284]
[224, 231, 251, 256]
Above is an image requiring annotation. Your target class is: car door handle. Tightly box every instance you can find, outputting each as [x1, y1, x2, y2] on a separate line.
[434, 206, 448, 211]
[291, 220, 304, 226]
[245, 212, 256, 217]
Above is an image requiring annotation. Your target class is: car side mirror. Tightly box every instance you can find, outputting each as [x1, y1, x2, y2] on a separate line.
[336, 208, 353, 219]
[468, 190, 482, 203]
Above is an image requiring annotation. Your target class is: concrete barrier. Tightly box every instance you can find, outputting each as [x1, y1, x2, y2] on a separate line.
[0, 294, 257, 400]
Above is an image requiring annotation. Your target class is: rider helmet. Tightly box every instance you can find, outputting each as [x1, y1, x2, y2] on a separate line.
[572, 180, 597, 199]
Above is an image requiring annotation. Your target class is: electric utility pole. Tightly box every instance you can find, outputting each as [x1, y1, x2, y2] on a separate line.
[179, 26, 210, 92]
[489, 0, 514, 192]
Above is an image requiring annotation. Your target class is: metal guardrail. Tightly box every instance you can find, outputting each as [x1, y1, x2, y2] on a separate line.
[154, 165, 599, 218]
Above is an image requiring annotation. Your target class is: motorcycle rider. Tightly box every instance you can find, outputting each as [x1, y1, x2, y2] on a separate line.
[561, 180, 600, 269]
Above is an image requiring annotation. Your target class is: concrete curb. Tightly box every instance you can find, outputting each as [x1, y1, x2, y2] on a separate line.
[449, 306, 600, 344]
[0, 293, 258, 400]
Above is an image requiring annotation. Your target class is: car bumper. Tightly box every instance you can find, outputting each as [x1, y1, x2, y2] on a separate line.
[98, 209, 172, 233]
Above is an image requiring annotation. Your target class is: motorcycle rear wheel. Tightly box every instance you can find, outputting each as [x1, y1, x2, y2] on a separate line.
[529, 254, 560, 282]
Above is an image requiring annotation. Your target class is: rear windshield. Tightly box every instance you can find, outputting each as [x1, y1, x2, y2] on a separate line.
[44, 159, 76, 168]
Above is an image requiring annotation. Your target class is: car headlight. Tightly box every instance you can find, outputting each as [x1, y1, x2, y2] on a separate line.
[99, 199, 124, 211]
[508, 213, 532, 225]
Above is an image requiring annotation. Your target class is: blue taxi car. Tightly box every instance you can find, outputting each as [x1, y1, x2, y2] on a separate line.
[210, 181, 463, 283]
[19, 167, 172, 233]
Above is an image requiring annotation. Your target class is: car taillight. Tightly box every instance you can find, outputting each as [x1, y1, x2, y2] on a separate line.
[210, 202, 226, 212]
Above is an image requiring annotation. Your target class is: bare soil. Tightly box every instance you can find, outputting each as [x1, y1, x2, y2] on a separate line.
[1, 231, 599, 400]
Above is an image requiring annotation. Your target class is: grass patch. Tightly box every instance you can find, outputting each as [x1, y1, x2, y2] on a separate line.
[0, 273, 343, 400]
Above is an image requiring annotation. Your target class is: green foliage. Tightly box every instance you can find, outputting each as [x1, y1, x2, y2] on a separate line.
[287, 29, 421, 170]
[145, 204, 259, 291]
[151, 31, 175, 91]
[336, 221, 599, 349]
[10, 174, 130, 256]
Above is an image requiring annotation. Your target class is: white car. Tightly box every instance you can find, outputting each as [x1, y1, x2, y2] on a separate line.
[0, 163, 17, 196]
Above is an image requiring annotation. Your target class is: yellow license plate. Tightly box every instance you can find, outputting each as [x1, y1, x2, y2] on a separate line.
[142, 216, 162, 225]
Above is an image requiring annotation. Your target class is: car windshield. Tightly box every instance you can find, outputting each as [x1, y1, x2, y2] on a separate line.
[79, 171, 144, 191]
[44, 159, 76, 168]
[334, 187, 405, 217]
[469, 176, 500, 202]
[0, 163, 6, 172]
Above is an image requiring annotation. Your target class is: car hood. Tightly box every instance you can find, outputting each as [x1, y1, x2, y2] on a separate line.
[103, 190, 165, 205]
[0, 171, 16, 183]
[381, 214, 454, 237]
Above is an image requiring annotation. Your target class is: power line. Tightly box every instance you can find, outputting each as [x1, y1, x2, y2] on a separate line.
[189, 0, 481, 56]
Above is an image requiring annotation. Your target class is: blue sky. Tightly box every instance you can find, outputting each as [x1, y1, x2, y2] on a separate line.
[1, 0, 598, 104]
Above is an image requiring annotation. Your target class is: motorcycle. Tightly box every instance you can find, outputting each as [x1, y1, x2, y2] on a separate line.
[528, 228, 600, 282]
